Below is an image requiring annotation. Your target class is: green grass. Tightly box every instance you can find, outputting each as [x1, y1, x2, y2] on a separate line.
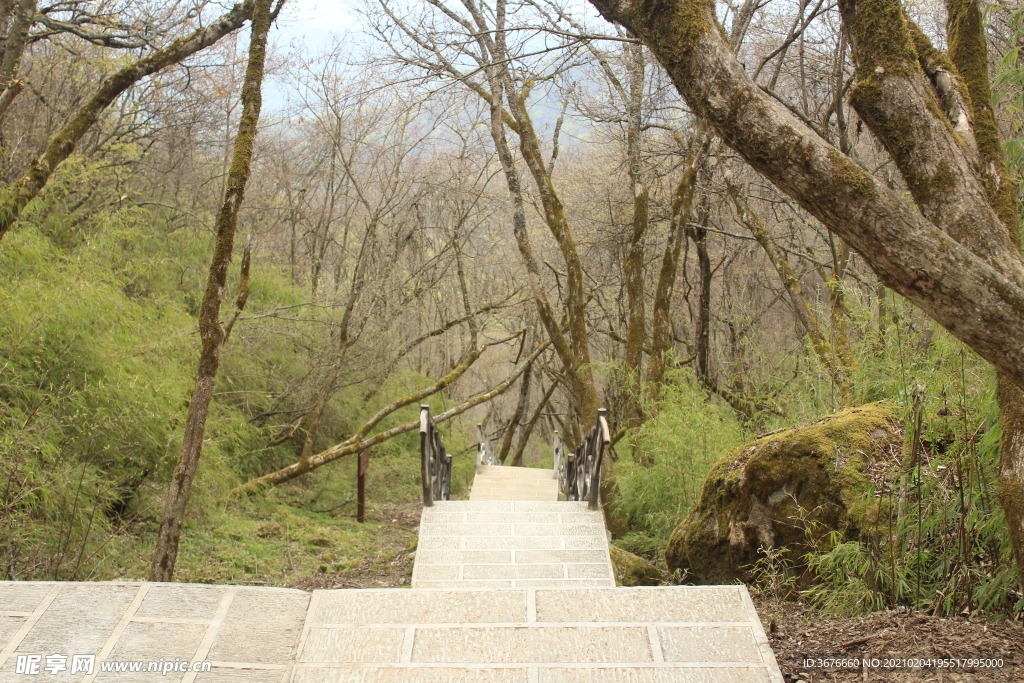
[0, 189, 482, 585]
[611, 369, 748, 560]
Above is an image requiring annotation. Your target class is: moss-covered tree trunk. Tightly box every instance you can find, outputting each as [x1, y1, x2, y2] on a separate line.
[621, 40, 648, 430]
[689, 199, 711, 385]
[583, 0, 1024, 591]
[149, 0, 275, 582]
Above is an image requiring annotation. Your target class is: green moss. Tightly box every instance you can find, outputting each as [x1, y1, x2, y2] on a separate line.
[838, 0, 917, 77]
[906, 20, 956, 75]
[931, 160, 957, 199]
[850, 78, 925, 163]
[610, 546, 665, 586]
[666, 404, 903, 582]
[632, 0, 712, 67]
[828, 149, 875, 199]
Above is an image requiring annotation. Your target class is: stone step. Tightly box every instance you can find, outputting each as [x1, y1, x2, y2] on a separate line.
[293, 585, 784, 682]
[469, 465, 558, 502]
[1, 582, 785, 681]
[413, 501, 615, 589]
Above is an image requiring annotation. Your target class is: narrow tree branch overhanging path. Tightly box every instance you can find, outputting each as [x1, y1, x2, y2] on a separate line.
[0, 466, 783, 681]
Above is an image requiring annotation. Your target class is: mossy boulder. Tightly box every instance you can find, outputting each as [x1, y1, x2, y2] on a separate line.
[609, 546, 665, 586]
[665, 404, 901, 584]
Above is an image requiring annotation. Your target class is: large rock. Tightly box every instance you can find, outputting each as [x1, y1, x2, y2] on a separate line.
[609, 546, 664, 586]
[666, 404, 901, 584]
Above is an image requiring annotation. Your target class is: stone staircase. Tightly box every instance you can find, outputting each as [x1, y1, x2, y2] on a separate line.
[414, 464, 614, 590]
[468, 465, 559, 502]
[0, 465, 784, 682]
[412, 500, 615, 589]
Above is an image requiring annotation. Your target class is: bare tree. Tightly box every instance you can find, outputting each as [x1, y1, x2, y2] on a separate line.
[368, 0, 609, 425]
[150, 0, 276, 582]
[0, 0, 264, 242]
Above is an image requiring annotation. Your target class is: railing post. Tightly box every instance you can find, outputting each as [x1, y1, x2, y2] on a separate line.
[357, 449, 369, 522]
[420, 404, 433, 507]
[588, 408, 610, 511]
[553, 432, 562, 484]
[476, 423, 485, 474]
[421, 404, 452, 506]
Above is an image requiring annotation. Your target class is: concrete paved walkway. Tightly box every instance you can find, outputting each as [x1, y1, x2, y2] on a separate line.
[469, 466, 558, 502]
[0, 581, 308, 682]
[1, 582, 781, 682]
[0, 465, 784, 682]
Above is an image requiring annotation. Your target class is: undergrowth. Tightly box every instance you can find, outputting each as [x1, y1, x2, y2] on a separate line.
[615, 289, 1022, 617]
[0, 176, 476, 584]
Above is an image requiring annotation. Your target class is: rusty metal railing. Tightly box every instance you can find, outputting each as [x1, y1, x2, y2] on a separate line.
[556, 408, 610, 510]
[420, 404, 452, 506]
[476, 423, 499, 473]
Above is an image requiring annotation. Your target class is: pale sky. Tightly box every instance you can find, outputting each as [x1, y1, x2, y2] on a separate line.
[276, 0, 363, 50]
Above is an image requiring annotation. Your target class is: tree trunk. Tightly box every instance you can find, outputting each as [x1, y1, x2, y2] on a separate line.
[0, 0, 34, 127]
[149, 0, 274, 582]
[997, 376, 1024, 593]
[689, 197, 712, 385]
[621, 39, 648, 429]
[499, 361, 531, 463]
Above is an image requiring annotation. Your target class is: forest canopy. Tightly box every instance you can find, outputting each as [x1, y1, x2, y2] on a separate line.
[0, 0, 1021, 614]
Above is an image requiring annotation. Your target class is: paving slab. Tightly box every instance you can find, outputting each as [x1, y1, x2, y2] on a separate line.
[535, 586, 748, 623]
[292, 587, 783, 682]
[0, 582, 308, 683]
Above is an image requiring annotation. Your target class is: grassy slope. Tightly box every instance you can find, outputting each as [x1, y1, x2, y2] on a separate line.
[0, 195, 479, 586]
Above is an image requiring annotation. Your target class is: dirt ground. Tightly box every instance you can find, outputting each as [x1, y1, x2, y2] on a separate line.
[290, 502, 420, 591]
[760, 600, 1024, 682]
